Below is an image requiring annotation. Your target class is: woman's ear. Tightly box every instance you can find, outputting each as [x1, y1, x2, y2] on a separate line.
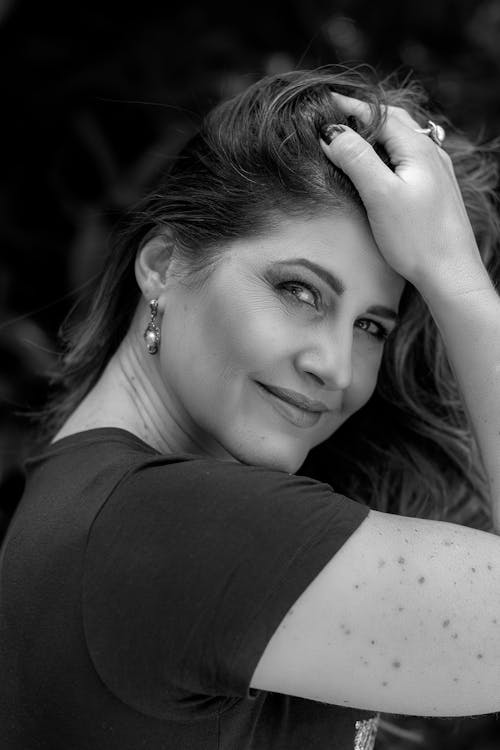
[134, 229, 178, 298]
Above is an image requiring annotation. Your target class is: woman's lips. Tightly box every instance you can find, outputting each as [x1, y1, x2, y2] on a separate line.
[255, 382, 324, 429]
[259, 382, 330, 412]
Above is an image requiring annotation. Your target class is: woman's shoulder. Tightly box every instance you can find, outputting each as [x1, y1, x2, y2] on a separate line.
[41, 425, 371, 535]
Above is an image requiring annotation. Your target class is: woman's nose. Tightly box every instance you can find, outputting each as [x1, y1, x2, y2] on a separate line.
[296, 333, 353, 391]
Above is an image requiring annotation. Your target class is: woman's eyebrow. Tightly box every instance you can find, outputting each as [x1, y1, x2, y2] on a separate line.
[272, 257, 400, 322]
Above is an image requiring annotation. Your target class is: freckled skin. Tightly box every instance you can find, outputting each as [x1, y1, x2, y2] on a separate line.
[381, 682, 388, 687]
[451, 633, 458, 639]
[477, 653, 483, 659]
[397, 556, 405, 565]
[418, 576, 425, 584]
[378, 559, 386, 568]
[471, 567, 477, 573]
[453, 677, 459, 683]
[392, 660, 401, 669]
[442, 619, 450, 628]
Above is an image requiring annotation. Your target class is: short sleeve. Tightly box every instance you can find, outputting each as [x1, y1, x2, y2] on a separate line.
[82, 457, 370, 719]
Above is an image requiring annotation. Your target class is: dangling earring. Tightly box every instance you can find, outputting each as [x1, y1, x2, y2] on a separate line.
[144, 298, 161, 355]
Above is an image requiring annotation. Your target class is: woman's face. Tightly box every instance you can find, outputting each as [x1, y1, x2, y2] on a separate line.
[158, 211, 406, 472]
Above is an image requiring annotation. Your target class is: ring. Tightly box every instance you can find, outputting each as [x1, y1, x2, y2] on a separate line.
[414, 120, 446, 146]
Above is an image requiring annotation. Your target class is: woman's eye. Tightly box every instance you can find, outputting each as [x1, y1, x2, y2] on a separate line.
[280, 281, 320, 308]
[356, 319, 390, 341]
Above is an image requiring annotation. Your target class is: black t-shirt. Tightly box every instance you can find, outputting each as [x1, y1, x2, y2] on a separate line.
[0, 428, 376, 749]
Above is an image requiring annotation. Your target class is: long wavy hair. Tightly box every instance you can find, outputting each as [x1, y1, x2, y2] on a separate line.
[41, 66, 500, 529]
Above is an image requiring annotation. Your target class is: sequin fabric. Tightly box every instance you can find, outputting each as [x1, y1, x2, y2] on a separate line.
[354, 713, 380, 750]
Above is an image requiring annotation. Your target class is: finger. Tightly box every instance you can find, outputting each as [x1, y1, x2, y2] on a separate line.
[319, 124, 397, 208]
[330, 91, 375, 127]
[330, 92, 440, 159]
[330, 93, 442, 166]
[331, 91, 422, 132]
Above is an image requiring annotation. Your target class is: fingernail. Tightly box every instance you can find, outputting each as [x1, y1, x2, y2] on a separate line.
[319, 124, 346, 145]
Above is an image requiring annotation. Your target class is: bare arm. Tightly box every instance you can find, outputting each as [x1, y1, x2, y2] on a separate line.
[250, 508, 500, 717]
[417, 274, 500, 530]
[250, 273, 500, 717]
[249, 97, 500, 716]
[320, 93, 500, 528]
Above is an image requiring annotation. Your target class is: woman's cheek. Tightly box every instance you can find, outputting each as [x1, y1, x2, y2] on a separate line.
[221, 305, 292, 370]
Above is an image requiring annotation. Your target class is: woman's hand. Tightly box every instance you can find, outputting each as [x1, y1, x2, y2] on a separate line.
[320, 93, 487, 291]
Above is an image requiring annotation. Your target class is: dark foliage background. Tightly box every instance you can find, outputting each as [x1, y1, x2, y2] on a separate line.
[1, 1, 500, 746]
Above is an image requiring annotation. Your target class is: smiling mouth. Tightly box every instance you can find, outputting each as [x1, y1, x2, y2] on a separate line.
[256, 382, 329, 413]
[255, 382, 327, 430]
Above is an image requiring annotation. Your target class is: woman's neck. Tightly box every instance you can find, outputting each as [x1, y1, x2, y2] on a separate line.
[52, 332, 182, 454]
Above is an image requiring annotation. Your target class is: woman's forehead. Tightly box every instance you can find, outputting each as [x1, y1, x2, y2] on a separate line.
[220, 212, 405, 301]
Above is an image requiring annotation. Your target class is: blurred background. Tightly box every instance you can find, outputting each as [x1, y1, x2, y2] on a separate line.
[1, 1, 500, 746]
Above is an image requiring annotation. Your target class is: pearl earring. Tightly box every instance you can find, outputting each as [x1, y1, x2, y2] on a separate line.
[144, 298, 161, 355]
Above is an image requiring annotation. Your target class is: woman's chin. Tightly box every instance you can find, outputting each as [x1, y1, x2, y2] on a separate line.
[225, 438, 308, 474]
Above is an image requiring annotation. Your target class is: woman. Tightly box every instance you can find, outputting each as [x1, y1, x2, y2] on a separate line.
[1, 67, 500, 749]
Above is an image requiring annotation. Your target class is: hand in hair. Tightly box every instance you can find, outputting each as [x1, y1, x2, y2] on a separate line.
[320, 92, 488, 294]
